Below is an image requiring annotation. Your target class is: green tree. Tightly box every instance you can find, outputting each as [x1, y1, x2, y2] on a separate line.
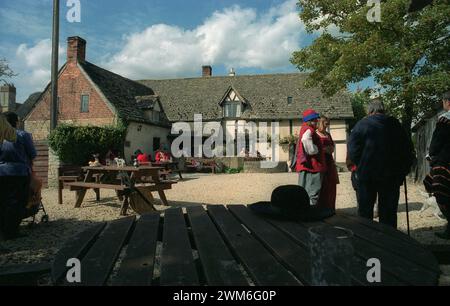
[349, 90, 370, 130]
[291, 0, 450, 135]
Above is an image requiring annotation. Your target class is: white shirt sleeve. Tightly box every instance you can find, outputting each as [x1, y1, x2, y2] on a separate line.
[301, 129, 318, 155]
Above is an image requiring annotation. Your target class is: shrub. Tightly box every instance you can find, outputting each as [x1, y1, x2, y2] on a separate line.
[223, 166, 244, 174]
[48, 124, 126, 165]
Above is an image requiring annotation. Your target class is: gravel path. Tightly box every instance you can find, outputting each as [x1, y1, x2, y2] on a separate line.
[0, 172, 448, 284]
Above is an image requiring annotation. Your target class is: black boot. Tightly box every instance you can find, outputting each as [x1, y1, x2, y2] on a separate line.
[435, 223, 450, 240]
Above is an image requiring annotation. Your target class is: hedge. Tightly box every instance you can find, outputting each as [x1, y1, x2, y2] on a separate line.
[48, 124, 126, 165]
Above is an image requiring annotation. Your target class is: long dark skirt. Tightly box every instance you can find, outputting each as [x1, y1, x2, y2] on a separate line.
[0, 176, 30, 239]
[424, 165, 450, 221]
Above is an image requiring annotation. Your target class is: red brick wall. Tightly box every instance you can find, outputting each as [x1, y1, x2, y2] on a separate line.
[26, 61, 116, 140]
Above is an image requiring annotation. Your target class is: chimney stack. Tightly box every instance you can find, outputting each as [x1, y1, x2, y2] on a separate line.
[67, 36, 86, 64]
[229, 68, 236, 77]
[202, 65, 212, 77]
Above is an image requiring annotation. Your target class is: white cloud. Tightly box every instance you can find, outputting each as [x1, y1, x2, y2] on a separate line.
[104, 0, 306, 79]
[13, 39, 65, 101]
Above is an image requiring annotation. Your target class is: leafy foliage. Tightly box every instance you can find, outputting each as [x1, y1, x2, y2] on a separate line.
[349, 91, 370, 130]
[223, 166, 244, 174]
[0, 58, 17, 84]
[48, 124, 126, 165]
[279, 134, 299, 145]
[291, 0, 450, 134]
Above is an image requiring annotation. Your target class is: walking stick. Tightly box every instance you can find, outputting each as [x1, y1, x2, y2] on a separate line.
[404, 179, 411, 236]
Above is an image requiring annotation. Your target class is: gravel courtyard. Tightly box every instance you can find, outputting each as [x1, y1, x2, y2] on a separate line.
[1, 171, 449, 283]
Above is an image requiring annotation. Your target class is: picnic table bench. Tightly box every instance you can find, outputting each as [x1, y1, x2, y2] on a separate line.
[65, 166, 176, 215]
[50, 205, 440, 286]
[152, 161, 183, 179]
[185, 158, 217, 174]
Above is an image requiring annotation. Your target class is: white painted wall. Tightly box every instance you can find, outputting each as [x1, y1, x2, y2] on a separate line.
[125, 122, 170, 162]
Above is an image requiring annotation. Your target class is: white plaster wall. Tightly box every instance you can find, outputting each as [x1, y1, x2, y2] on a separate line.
[125, 122, 170, 161]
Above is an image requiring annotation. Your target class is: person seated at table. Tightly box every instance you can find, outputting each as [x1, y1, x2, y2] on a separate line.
[105, 149, 116, 166]
[88, 153, 102, 167]
[155, 144, 172, 162]
[134, 149, 150, 165]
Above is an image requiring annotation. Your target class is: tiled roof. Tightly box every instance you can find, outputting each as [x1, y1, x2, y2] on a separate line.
[16, 92, 42, 119]
[80, 61, 170, 126]
[139, 73, 353, 122]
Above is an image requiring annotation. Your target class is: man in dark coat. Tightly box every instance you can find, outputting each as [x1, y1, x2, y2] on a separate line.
[348, 99, 414, 228]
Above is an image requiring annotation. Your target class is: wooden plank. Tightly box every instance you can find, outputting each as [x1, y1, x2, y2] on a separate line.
[268, 218, 405, 286]
[0, 263, 50, 285]
[160, 208, 199, 286]
[65, 216, 135, 286]
[228, 205, 314, 285]
[322, 216, 439, 285]
[207, 205, 300, 286]
[186, 206, 249, 286]
[340, 214, 424, 246]
[52, 223, 106, 284]
[67, 182, 126, 191]
[327, 214, 440, 273]
[33, 160, 48, 167]
[32, 166, 48, 172]
[112, 213, 160, 285]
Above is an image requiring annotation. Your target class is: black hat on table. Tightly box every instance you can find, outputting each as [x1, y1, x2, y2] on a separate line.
[248, 185, 335, 222]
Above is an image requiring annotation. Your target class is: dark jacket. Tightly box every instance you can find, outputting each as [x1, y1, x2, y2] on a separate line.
[429, 112, 450, 167]
[348, 114, 414, 184]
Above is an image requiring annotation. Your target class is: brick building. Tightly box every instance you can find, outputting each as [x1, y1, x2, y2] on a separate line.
[24, 36, 353, 185]
[23, 36, 171, 185]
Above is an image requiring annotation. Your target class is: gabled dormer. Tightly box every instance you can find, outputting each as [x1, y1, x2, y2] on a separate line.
[135, 95, 163, 123]
[219, 86, 247, 119]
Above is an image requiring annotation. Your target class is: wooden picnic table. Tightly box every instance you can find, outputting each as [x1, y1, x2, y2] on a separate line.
[152, 161, 183, 179]
[50, 206, 440, 286]
[65, 165, 176, 215]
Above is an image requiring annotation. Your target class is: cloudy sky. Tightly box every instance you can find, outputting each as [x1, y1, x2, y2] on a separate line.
[0, 0, 370, 103]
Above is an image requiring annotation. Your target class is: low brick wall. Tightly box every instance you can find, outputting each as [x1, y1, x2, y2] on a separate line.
[215, 157, 244, 169]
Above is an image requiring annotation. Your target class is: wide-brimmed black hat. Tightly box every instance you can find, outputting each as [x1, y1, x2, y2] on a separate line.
[248, 185, 335, 222]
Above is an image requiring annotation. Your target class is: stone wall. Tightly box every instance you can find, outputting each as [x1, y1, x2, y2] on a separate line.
[243, 161, 288, 173]
[48, 148, 60, 188]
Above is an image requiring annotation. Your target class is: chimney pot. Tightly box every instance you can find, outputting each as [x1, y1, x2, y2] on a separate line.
[67, 36, 87, 64]
[202, 65, 212, 77]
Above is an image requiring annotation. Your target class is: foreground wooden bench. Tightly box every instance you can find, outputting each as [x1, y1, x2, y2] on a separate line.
[49, 208, 440, 286]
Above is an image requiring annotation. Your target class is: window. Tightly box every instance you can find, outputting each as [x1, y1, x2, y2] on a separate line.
[287, 97, 293, 105]
[80, 95, 89, 113]
[57, 97, 61, 114]
[153, 137, 161, 152]
[224, 102, 241, 118]
[152, 110, 160, 122]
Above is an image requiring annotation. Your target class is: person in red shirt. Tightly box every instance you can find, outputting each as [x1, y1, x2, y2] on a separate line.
[134, 149, 150, 164]
[295, 109, 325, 206]
[155, 144, 171, 162]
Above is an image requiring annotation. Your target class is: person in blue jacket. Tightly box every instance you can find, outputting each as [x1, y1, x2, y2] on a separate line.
[348, 99, 414, 228]
[0, 112, 37, 240]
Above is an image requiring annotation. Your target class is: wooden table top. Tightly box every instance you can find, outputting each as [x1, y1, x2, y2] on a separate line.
[51, 205, 440, 286]
[82, 165, 163, 172]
